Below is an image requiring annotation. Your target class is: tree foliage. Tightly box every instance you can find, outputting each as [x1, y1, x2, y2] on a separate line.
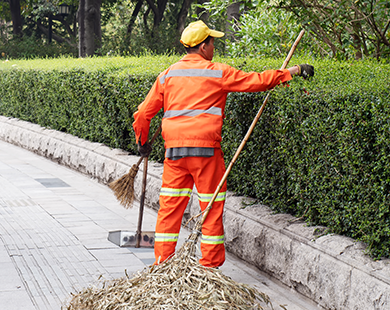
[272, 0, 390, 59]
[224, 2, 304, 58]
[198, 0, 390, 59]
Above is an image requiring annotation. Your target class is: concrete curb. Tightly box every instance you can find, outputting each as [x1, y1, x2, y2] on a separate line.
[0, 115, 389, 310]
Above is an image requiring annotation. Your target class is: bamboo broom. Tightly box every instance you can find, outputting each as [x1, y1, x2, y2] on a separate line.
[109, 125, 161, 208]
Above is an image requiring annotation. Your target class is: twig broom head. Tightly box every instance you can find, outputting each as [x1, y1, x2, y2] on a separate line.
[109, 126, 161, 209]
[65, 247, 272, 310]
[108, 164, 139, 209]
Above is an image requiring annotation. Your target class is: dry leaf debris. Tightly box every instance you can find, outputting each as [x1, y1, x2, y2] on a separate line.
[64, 254, 272, 310]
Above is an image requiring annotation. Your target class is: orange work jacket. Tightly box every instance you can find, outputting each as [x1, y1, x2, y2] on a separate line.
[133, 54, 292, 148]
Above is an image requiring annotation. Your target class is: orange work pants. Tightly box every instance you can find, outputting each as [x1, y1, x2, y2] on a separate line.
[154, 148, 227, 267]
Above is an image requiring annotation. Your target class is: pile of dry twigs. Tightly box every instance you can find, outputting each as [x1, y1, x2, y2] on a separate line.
[64, 251, 272, 310]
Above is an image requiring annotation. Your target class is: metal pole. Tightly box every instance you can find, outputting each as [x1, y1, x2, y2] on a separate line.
[135, 157, 148, 248]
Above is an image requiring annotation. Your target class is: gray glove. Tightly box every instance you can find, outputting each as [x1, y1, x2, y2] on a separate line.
[138, 141, 152, 157]
[296, 64, 314, 79]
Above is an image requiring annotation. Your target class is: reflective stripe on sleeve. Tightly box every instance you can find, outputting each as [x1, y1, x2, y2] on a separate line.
[160, 187, 192, 198]
[163, 106, 222, 119]
[201, 234, 225, 245]
[160, 69, 223, 84]
[197, 192, 226, 202]
[155, 233, 179, 243]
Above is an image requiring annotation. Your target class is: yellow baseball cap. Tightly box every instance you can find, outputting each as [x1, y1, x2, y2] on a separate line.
[180, 20, 225, 48]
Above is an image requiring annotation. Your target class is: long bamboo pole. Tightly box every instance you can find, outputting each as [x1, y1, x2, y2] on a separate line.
[195, 29, 305, 232]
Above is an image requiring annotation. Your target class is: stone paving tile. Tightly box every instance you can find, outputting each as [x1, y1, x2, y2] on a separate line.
[66, 223, 108, 236]
[92, 219, 133, 231]
[0, 260, 24, 290]
[140, 258, 155, 265]
[82, 239, 120, 250]
[0, 290, 36, 310]
[129, 249, 155, 259]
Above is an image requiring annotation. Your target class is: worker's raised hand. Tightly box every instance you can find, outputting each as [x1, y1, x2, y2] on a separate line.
[138, 141, 152, 157]
[296, 64, 314, 79]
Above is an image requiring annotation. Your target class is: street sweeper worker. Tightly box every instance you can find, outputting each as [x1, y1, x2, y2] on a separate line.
[132, 20, 314, 268]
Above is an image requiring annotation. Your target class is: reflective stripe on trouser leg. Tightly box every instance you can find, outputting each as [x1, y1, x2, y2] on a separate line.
[190, 149, 227, 268]
[197, 190, 226, 265]
[201, 234, 225, 244]
[154, 158, 194, 264]
[198, 197, 226, 267]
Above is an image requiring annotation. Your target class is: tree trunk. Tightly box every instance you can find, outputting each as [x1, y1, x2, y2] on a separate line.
[177, 0, 194, 34]
[85, 0, 102, 56]
[79, 0, 102, 57]
[196, 0, 209, 23]
[144, 0, 168, 32]
[155, 0, 168, 28]
[127, 0, 143, 36]
[9, 0, 23, 36]
[78, 0, 86, 57]
[351, 31, 362, 60]
[226, 2, 240, 41]
[143, 7, 151, 34]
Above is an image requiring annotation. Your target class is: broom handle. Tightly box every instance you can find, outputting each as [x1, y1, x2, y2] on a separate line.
[135, 124, 161, 247]
[134, 124, 162, 168]
[136, 156, 149, 247]
[197, 30, 305, 229]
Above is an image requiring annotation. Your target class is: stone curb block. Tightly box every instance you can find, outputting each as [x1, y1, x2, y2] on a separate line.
[0, 116, 389, 310]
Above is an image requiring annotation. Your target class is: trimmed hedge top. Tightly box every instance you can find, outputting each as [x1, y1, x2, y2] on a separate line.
[1, 56, 389, 259]
[0, 55, 180, 76]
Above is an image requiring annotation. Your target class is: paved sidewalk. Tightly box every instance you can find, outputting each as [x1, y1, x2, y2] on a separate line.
[0, 140, 320, 310]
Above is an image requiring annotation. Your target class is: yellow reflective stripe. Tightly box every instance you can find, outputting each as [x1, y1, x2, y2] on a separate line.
[155, 233, 179, 242]
[201, 234, 224, 245]
[197, 192, 226, 202]
[160, 187, 192, 198]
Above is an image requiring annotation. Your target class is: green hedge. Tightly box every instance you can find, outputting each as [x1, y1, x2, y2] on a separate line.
[0, 56, 173, 161]
[1, 56, 389, 259]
